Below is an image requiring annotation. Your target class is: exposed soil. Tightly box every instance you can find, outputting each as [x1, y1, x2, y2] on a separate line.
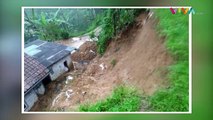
[71, 41, 97, 61]
[30, 12, 172, 112]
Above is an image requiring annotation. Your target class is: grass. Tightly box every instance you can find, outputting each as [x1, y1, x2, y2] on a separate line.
[79, 85, 142, 112]
[149, 9, 189, 111]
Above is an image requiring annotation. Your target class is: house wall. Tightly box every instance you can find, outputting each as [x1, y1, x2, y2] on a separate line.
[49, 55, 72, 81]
[24, 90, 38, 111]
[34, 83, 45, 95]
[25, 83, 46, 111]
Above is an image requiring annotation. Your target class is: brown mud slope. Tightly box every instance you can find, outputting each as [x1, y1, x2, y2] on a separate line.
[71, 41, 97, 61]
[31, 13, 172, 111]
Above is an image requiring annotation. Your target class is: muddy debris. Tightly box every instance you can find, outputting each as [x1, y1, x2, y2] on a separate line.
[65, 76, 73, 84]
[71, 41, 97, 61]
[30, 12, 172, 112]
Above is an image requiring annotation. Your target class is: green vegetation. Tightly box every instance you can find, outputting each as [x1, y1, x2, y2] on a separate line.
[60, 30, 69, 39]
[97, 9, 145, 55]
[25, 9, 189, 112]
[24, 8, 145, 55]
[89, 31, 95, 38]
[79, 9, 189, 112]
[79, 85, 142, 112]
[24, 8, 104, 42]
[149, 9, 189, 111]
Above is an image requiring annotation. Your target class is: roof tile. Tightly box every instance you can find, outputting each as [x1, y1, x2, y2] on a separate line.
[24, 54, 49, 93]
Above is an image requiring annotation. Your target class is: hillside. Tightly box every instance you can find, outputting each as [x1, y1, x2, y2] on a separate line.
[30, 11, 174, 111]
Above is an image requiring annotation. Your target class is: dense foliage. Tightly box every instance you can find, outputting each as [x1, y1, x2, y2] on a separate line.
[97, 9, 144, 55]
[24, 8, 103, 43]
[79, 85, 142, 112]
[149, 9, 189, 111]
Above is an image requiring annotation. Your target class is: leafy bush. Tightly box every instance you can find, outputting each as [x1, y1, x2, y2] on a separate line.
[89, 31, 95, 38]
[79, 85, 142, 112]
[97, 10, 114, 55]
[97, 9, 144, 55]
[61, 31, 69, 39]
[39, 20, 62, 41]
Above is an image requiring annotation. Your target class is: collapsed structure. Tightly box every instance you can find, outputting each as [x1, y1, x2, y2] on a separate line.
[24, 40, 75, 111]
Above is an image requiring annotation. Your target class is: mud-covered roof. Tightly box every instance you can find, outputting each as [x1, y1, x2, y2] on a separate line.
[24, 39, 75, 68]
[24, 54, 49, 93]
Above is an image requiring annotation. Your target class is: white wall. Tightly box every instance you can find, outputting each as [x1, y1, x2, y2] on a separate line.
[24, 90, 38, 111]
[49, 55, 72, 81]
[34, 83, 45, 95]
[24, 55, 72, 111]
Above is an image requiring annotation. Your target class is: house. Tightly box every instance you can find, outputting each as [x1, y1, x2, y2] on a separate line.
[24, 39, 75, 111]
[24, 54, 49, 111]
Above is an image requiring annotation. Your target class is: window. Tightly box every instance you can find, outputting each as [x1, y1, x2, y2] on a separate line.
[63, 61, 69, 71]
[64, 61, 68, 68]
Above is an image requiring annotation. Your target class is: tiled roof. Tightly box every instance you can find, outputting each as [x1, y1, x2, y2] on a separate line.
[24, 54, 49, 93]
[24, 39, 75, 68]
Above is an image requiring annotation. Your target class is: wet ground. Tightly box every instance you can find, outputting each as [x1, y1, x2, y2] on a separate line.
[30, 12, 172, 112]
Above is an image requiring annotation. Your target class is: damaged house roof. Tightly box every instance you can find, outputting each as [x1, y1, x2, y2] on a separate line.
[24, 54, 49, 93]
[24, 39, 75, 93]
[24, 39, 75, 68]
